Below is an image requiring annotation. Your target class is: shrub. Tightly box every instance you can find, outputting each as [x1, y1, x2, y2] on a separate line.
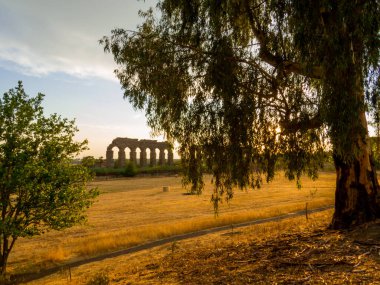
[124, 162, 137, 177]
[86, 272, 110, 285]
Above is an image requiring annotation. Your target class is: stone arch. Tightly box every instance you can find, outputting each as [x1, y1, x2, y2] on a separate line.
[146, 148, 151, 165]
[106, 144, 117, 167]
[106, 137, 173, 168]
[125, 147, 131, 160]
[136, 147, 144, 166]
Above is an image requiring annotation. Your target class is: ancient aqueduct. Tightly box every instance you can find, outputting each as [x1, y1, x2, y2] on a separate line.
[106, 137, 173, 168]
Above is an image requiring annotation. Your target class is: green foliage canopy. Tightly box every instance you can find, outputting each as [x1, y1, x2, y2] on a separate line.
[101, 1, 380, 209]
[0, 82, 98, 274]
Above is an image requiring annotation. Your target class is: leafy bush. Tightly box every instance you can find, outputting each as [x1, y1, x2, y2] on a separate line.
[124, 162, 137, 177]
[93, 163, 182, 177]
[138, 164, 181, 175]
[93, 167, 125, 176]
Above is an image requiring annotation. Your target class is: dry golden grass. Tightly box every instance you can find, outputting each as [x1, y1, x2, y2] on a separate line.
[42, 246, 68, 263]
[27, 210, 335, 284]
[34, 209, 380, 285]
[8, 171, 335, 276]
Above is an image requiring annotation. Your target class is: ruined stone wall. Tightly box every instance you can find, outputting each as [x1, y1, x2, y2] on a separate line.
[105, 137, 174, 168]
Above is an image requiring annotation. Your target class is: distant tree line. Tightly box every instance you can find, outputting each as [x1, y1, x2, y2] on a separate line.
[80, 156, 182, 177]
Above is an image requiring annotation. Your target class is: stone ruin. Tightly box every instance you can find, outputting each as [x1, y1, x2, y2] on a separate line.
[106, 137, 173, 168]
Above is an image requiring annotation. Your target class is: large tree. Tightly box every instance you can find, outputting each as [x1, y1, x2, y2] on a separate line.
[101, 0, 380, 229]
[0, 82, 98, 275]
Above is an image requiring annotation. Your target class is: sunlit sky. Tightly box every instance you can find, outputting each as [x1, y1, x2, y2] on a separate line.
[0, 0, 162, 158]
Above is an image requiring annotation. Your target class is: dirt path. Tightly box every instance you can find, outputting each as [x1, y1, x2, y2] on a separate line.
[12, 205, 333, 284]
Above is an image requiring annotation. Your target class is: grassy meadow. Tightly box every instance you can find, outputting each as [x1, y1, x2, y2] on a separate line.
[9, 171, 335, 277]
[28, 210, 336, 284]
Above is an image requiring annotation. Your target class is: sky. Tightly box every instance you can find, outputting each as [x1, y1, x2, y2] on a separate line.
[0, 0, 162, 158]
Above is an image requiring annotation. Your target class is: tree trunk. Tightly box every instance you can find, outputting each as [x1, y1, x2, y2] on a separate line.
[331, 112, 380, 229]
[0, 257, 6, 277]
[0, 239, 9, 276]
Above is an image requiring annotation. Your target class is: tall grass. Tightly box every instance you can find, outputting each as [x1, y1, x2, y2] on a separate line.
[27, 210, 333, 285]
[69, 198, 330, 257]
[10, 172, 335, 274]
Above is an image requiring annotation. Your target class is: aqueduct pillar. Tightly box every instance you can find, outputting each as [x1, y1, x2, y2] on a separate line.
[150, 148, 157, 166]
[105, 137, 174, 168]
[140, 148, 147, 167]
[118, 149, 126, 167]
[106, 149, 114, 168]
[159, 149, 165, 165]
[130, 148, 136, 165]
[168, 150, 174, 165]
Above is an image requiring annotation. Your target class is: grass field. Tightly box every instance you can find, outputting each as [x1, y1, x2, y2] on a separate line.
[8, 171, 336, 277]
[28, 209, 380, 285]
[28, 210, 335, 284]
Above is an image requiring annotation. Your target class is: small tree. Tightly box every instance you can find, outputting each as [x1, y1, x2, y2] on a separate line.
[95, 156, 104, 167]
[82, 156, 96, 168]
[0, 82, 98, 275]
[124, 162, 137, 177]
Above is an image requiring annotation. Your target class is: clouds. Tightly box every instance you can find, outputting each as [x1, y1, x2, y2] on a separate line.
[0, 0, 165, 158]
[0, 0, 156, 81]
[0, 44, 115, 80]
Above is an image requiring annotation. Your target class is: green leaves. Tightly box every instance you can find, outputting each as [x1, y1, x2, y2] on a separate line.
[0, 82, 98, 273]
[102, 0, 379, 208]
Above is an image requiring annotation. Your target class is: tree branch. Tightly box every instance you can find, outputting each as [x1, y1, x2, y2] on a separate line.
[244, 1, 323, 79]
[280, 113, 323, 134]
[258, 48, 323, 79]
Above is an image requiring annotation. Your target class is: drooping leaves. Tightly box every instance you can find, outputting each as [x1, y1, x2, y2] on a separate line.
[101, 0, 379, 209]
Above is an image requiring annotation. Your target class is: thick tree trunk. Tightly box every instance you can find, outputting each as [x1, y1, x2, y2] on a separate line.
[331, 112, 380, 229]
